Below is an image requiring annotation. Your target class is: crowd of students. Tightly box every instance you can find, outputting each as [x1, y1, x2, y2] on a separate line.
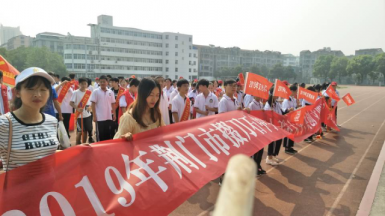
[0, 68, 339, 179]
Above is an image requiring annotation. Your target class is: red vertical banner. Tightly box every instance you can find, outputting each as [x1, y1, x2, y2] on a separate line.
[243, 72, 273, 100]
[342, 93, 355, 106]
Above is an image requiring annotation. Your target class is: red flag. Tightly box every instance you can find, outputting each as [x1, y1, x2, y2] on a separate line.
[273, 79, 291, 99]
[0, 55, 20, 87]
[342, 93, 355, 106]
[288, 107, 306, 124]
[243, 72, 273, 100]
[326, 85, 340, 102]
[322, 100, 339, 131]
[238, 73, 245, 86]
[297, 87, 318, 104]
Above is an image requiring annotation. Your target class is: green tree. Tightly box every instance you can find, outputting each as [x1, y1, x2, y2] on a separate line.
[374, 53, 385, 84]
[250, 65, 261, 75]
[313, 55, 335, 82]
[347, 55, 374, 84]
[260, 65, 269, 77]
[0, 48, 7, 58]
[284, 66, 296, 81]
[6, 47, 67, 77]
[268, 63, 285, 80]
[368, 71, 380, 85]
[329, 57, 349, 83]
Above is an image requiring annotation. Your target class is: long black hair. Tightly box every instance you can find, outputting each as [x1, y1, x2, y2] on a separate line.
[129, 77, 161, 128]
[13, 76, 52, 111]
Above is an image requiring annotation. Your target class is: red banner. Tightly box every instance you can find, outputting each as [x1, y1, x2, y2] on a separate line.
[0, 111, 288, 216]
[57, 82, 72, 104]
[322, 101, 340, 131]
[238, 73, 245, 86]
[326, 85, 340, 102]
[342, 93, 355, 106]
[273, 79, 291, 99]
[243, 72, 273, 100]
[74, 90, 92, 120]
[298, 87, 318, 104]
[250, 99, 324, 142]
[0, 55, 20, 87]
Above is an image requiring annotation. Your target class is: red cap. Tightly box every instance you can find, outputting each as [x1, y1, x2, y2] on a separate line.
[282, 80, 289, 85]
[194, 79, 198, 83]
[131, 75, 136, 78]
[237, 81, 241, 86]
[95, 77, 99, 80]
[331, 81, 337, 86]
[218, 80, 223, 84]
[179, 76, 184, 79]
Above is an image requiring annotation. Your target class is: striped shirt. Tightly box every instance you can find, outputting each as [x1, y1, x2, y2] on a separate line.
[0, 112, 59, 171]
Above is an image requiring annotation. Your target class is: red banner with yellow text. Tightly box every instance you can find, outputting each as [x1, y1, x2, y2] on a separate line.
[0, 55, 20, 87]
[0, 111, 288, 216]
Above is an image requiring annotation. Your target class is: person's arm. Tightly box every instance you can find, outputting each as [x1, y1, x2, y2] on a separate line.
[119, 96, 127, 113]
[195, 107, 208, 116]
[172, 112, 180, 123]
[55, 80, 68, 92]
[54, 100, 63, 121]
[92, 102, 97, 122]
[205, 106, 218, 112]
[111, 103, 116, 121]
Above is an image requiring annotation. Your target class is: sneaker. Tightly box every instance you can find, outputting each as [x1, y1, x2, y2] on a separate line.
[285, 149, 295, 155]
[304, 139, 312, 143]
[266, 159, 279, 166]
[273, 157, 282, 162]
[219, 177, 222, 186]
[290, 148, 298, 153]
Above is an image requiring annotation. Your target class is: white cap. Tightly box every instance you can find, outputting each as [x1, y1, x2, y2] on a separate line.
[15, 67, 55, 85]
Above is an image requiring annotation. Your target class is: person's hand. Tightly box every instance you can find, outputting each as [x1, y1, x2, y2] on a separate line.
[205, 105, 210, 111]
[59, 115, 64, 121]
[112, 113, 116, 121]
[204, 111, 209, 116]
[77, 108, 83, 113]
[244, 108, 251, 114]
[121, 132, 133, 141]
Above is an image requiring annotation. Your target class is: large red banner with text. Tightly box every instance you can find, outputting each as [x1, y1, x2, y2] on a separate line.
[0, 111, 288, 216]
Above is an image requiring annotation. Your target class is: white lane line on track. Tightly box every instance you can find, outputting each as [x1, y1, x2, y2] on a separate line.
[326, 117, 385, 216]
[197, 95, 385, 216]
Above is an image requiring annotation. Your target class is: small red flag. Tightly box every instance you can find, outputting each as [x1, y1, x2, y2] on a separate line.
[243, 72, 273, 100]
[297, 87, 318, 104]
[342, 93, 355, 106]
[0, 55, 20, 87]
[273, 79, 291, 99]
[326, 85, 340, 102]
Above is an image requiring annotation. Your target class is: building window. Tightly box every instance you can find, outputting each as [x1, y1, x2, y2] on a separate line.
[175, 60, 178, 64]
[189, 53, 191, 57]
[189, 46, 192, 50]
[175, 44, 178, 48]
[166, 35, 169, 39]
[166, 52, 169, 56]
[166, 60, 169, 64]
[166, 67, 169, 72]
[166, 43, 169, 48]
[189, 37, 192, 42]
[189, 61, 191, 65]
[189, 68, 191, 72]
[175, 68, 178, 72]
[175, 52, 178, 56]
[175, 36, 178, 40]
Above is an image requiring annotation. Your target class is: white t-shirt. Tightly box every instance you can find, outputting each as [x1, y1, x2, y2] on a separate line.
[282, 96, 297, 113]
[264, 101, 283, 115]
[57, 86, 74, 114]
[243, 94, 253, 109]
[90, 88, 115, 121]
[0, 85, 12, 115]
[70, 89, 92, 118]
[194, 92, 219, 119]
[235, 91, 244, 108]
[0, 113, 59, 171]
[160, 92, 170, 125]
[171, 94, 190, 122]
[218, 95, 240, 114]
[163, 86, 174, 100]
[248, 99, 263, 111]
[169, 89, 179, 105]
[119, 91, 135, 108]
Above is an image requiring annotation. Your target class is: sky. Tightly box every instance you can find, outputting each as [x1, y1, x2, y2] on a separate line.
[1, 0, 384, 56]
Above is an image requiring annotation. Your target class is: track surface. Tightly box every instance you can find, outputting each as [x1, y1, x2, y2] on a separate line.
[169, 86, 385, 216]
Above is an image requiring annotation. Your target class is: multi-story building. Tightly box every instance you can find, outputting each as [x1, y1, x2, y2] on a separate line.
[64, 15, 198, 80]
[196, 45, 283, 80]
[0, 24, 22, 45]
[32, 32, 65, 55]
[300, 47, 344, 80]
[355, 48, 383, 56]
[282, 54, 299, 67]
[6, 35, 33, 50]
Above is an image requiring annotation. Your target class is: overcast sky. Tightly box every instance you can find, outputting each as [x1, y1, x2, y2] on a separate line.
[1, 0, 384, 55]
